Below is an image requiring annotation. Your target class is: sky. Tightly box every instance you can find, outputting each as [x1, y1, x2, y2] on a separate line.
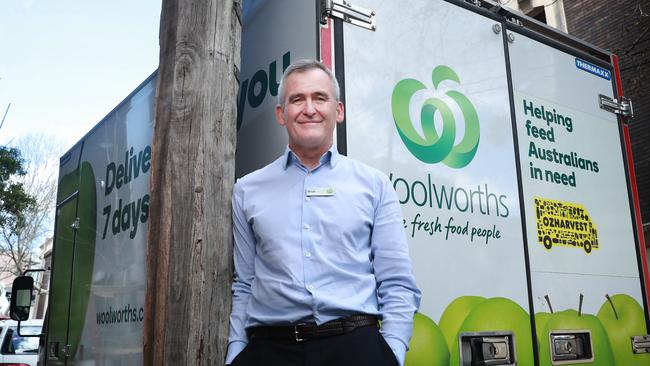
[0, 0, 162, 149]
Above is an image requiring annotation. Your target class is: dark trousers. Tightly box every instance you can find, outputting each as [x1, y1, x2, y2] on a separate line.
[230, 325, 399, 366]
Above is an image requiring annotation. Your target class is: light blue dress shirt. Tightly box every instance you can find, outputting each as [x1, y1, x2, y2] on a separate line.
[226, 145, 421, 365]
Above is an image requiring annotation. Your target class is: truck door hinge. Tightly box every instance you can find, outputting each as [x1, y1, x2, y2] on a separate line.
[465, 1, 522, 26]
[320, 0, 376, 31]
[464, 0, 482, 7]
[599, 94, 634, 121]
[71, 217, 80, 230]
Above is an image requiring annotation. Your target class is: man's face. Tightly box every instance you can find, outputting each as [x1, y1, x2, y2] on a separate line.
[275, 68, 344, 155]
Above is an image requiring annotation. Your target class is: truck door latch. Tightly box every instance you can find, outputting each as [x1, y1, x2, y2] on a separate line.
[549, 330, 593, 364]
[632, 335, 650, 354]
[319, 0, 376, 31]
[48, 341, 59, 360]
[459, 332, 516, 365]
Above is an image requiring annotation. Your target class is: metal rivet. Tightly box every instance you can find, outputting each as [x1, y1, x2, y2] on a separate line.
[508, 33, 515, 43]
[492, 24, 502, 34]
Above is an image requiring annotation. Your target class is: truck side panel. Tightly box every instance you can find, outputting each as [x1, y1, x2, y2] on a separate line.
[235, 0, 319, 178]
[47, 74, 155, 365]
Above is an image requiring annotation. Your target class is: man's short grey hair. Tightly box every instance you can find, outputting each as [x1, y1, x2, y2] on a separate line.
[277, 59, 341, 108]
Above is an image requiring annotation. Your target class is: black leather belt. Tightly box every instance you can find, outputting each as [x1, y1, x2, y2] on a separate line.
[248, 314, 378, 342]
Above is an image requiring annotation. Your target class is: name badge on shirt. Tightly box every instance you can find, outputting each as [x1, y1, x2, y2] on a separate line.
[306, 187, 335, 197]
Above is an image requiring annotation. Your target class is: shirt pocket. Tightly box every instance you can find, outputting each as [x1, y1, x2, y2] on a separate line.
[316, 188, 374, 257]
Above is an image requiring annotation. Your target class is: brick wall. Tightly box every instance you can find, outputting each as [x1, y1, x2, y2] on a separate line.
[564, 1, 650, 236]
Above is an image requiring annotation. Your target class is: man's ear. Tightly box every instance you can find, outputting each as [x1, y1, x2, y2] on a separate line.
[336, 101, 345, 124]
[275, 104, 286, 126]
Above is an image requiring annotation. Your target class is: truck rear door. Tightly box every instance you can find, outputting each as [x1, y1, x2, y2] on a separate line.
[328, 0, 650, 365]
[46, 144, 87, 366]
[506, 20, 650, 365]
[334, 0, 535, 364]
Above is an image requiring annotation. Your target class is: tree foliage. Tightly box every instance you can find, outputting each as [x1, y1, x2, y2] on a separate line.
[0, 146, 35, 234]
[0, 135, 61, 281]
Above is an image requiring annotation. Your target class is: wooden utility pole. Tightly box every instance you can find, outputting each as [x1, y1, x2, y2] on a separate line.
[144, 0, 241, 364]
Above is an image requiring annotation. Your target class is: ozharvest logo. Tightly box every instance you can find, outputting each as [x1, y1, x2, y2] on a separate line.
[534, 197, 599, 254]
[391, 66, 480, 168]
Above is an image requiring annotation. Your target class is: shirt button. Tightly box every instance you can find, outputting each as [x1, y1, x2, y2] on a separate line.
[306, 196, 311, 201]
[307, 284, 314, 291]
[305, 251, 312, 258]
[304, 223, 310, 230]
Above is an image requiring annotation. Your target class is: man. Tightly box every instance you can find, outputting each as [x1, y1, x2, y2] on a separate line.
[226, 59, 421, 366]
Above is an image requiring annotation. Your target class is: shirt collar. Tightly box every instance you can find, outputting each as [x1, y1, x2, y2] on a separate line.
[283, 145, 340, 170]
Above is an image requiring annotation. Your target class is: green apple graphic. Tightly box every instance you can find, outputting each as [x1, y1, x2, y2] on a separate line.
[439, 296, 486, 353]
[449, 297, 534, 366]
[538, 308, 614, 365]
[405, 312, 449, 366]
[49, 161, 97, 360]
[535, 312, 552, 350]
[597, 294, 650, 366]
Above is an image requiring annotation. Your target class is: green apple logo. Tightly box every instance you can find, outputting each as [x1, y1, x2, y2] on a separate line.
[391, 65, 480, 168]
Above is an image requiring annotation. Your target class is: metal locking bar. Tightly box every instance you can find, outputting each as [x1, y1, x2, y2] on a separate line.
[632, 335, 650, 354]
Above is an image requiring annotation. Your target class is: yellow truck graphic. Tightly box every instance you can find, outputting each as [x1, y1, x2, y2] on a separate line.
[534, 197, 599, 253]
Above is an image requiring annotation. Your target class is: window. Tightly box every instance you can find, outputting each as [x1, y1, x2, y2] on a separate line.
[508, 0, 568, 32]
[2, 326, 40, 355]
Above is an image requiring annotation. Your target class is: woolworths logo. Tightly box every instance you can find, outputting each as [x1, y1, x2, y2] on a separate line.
[391, 66, 480, 168]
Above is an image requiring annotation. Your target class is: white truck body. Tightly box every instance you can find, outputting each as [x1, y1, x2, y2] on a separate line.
[40, 0, 649, 365]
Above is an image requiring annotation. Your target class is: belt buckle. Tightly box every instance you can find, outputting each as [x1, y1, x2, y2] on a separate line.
[294, 324, 307, 342]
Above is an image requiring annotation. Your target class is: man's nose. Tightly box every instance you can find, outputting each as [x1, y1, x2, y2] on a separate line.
[302, 99, 317, 115]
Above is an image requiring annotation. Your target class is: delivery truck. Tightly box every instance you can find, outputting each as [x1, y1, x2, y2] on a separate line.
[11, 72, 156, 365]
[10, 0, 650, 365]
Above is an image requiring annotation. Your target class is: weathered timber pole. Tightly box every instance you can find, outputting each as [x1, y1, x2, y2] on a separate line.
[144, 0, 241, 364]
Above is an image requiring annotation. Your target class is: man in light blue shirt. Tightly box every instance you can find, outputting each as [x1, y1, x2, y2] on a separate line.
[226, 59, 421, 366]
